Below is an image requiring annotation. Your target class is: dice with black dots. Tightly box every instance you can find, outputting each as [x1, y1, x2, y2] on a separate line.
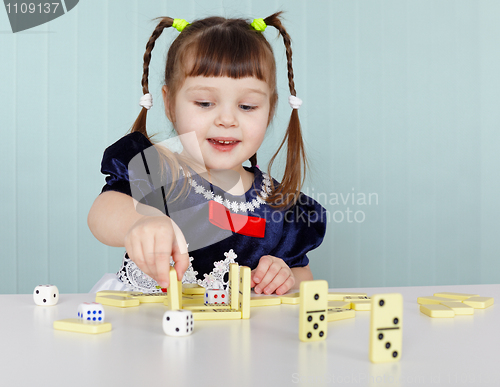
[33, 284, 59, 306]
[163, 310, 194, 336]
[77, 302, 105, 323]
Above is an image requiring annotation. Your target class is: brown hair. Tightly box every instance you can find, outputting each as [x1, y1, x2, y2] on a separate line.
[130, 12, 307, 208]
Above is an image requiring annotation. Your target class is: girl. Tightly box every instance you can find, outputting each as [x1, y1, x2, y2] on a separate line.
[88, 12, 327, 295]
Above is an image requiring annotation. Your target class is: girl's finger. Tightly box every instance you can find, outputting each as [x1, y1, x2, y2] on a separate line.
[254, 261, 281, 294]
[262, 268, 291, 295]
[251, 256, 273, 285]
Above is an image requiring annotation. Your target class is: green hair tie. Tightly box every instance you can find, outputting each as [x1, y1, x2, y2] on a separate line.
[172, 18, 189, 32]
[251, 18, 267, 32]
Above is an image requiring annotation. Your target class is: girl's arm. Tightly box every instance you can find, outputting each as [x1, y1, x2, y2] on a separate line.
[87, 191, 189, 287]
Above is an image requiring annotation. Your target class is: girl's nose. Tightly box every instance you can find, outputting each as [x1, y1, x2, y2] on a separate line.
[215, 106, 238, 128]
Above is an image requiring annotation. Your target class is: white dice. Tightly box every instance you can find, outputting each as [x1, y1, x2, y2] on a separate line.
[33, 285, 59, 306]
[163, 310, 194, 336]
[204, 289, 228, 305]
[77, 302, 105, 322]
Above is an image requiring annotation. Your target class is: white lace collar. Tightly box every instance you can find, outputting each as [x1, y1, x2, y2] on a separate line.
[183, 167, 272, 213]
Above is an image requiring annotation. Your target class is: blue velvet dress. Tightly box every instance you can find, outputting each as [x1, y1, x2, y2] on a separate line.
[100, 132, 327, 292]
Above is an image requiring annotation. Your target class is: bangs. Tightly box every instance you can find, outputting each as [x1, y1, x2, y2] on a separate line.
[180, 26, 274, 81]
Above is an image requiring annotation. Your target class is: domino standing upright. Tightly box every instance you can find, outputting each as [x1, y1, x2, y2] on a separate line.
[238, 266, 251, 319]
[167, 267, 182, 311]
[369, 293, 403, 363]
[228, 263, 240, 311]
[299, 280, 328, 342]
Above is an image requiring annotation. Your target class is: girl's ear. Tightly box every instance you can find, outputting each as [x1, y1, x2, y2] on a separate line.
[162, 85, 175, 122]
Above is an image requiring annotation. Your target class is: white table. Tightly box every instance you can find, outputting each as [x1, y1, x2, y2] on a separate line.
[1, 284, 499, 387]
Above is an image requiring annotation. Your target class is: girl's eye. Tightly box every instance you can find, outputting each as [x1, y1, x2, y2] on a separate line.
[196, 101, 213, 108]
[240, 105, 257, 111]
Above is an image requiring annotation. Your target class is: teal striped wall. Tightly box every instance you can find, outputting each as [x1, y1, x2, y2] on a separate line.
[1, 0, 499, 294]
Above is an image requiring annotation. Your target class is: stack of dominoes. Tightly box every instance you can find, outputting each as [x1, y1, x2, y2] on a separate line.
[418, 292, 494, 318]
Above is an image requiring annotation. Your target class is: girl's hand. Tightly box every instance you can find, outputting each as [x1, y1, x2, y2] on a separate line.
[251, 255, 295, 295]
[124, 215, 189, 288]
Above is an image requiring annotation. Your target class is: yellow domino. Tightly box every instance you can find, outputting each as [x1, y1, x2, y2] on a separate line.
[250, 296, 281, 307]
[179, 295, 204, 306]
[128, 292, 169, 303]
[327, 308, 355, 322]
[433, 292, 479, 301]
[420, 304, 455, 318]
[182, 284, 205, 295]
[239, 266, 251, 319]
[228, 263, 240, 311]
[167, 267, 182, 310]
[95, 295, 140, 308]
[328, 292, 367, 301]
[183, 304, 231, 310]
[299, 280, 328, 342]
[369, 293, 403, 363]
[417, 296, 457, 305]
[462, 297, 494, 309]
[54, 319, 112, 334]
[328, 301, 351, 309]
[351, 300, 371, 311]
[280, 292, 300, 304]
[95, 290, 138, 297]
[440, 301, 474, 315]
[191, 308, 242, 321]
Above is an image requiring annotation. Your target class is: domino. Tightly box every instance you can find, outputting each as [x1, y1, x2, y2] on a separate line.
[228, 263, 240, 311]
[280, 292, 300, 304]
[328, 301, 351, 309]
[191, 308, 242, 321]
[250, 296, 282, 307]
[54, 319, 112, 334]
[299, 280, 328, 342]
[183, 304, 231, 310]
[239, 266, 251, 319]
[417, 296, 458, 305]
[344, 296, 371, 311]
[327, 308, 355, 322]
[95, 295, 140, 308]
[328, 292, 367, 301]
[369, 293, 403, 363]
[462, 297, 494, 309]
[433, 292, 479, 301]
[167, 267, 182, 311]
[182, 283, 205, 295]
[440, 301, 474, 315]
[180, 295, 204, 306]
[128, 292, 169, 303]
[420, 304, 455, 318]
[350, 300, 371, 311]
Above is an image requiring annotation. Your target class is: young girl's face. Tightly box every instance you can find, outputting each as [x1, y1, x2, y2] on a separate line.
[163, 76, 271, 175]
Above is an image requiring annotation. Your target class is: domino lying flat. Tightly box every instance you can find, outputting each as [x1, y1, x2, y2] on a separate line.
[54, 319, 112, 334]
[327, 308, 355, 322]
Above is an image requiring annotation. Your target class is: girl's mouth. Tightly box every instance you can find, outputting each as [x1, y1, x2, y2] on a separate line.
[208, 138, 240, 152]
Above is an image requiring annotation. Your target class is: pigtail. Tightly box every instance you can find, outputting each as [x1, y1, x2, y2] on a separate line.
[264, 12, 308, 209]
[130, 17, 174, 138]
[129, 17, 196, 204]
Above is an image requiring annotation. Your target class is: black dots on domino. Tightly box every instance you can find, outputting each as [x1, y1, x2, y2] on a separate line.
[314, 293, 319, 300]
[392, 351, 398, 358]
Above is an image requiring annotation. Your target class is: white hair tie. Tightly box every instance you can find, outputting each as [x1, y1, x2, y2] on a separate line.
[288, 95, 302, 110]
[140, 93, 153, 110]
